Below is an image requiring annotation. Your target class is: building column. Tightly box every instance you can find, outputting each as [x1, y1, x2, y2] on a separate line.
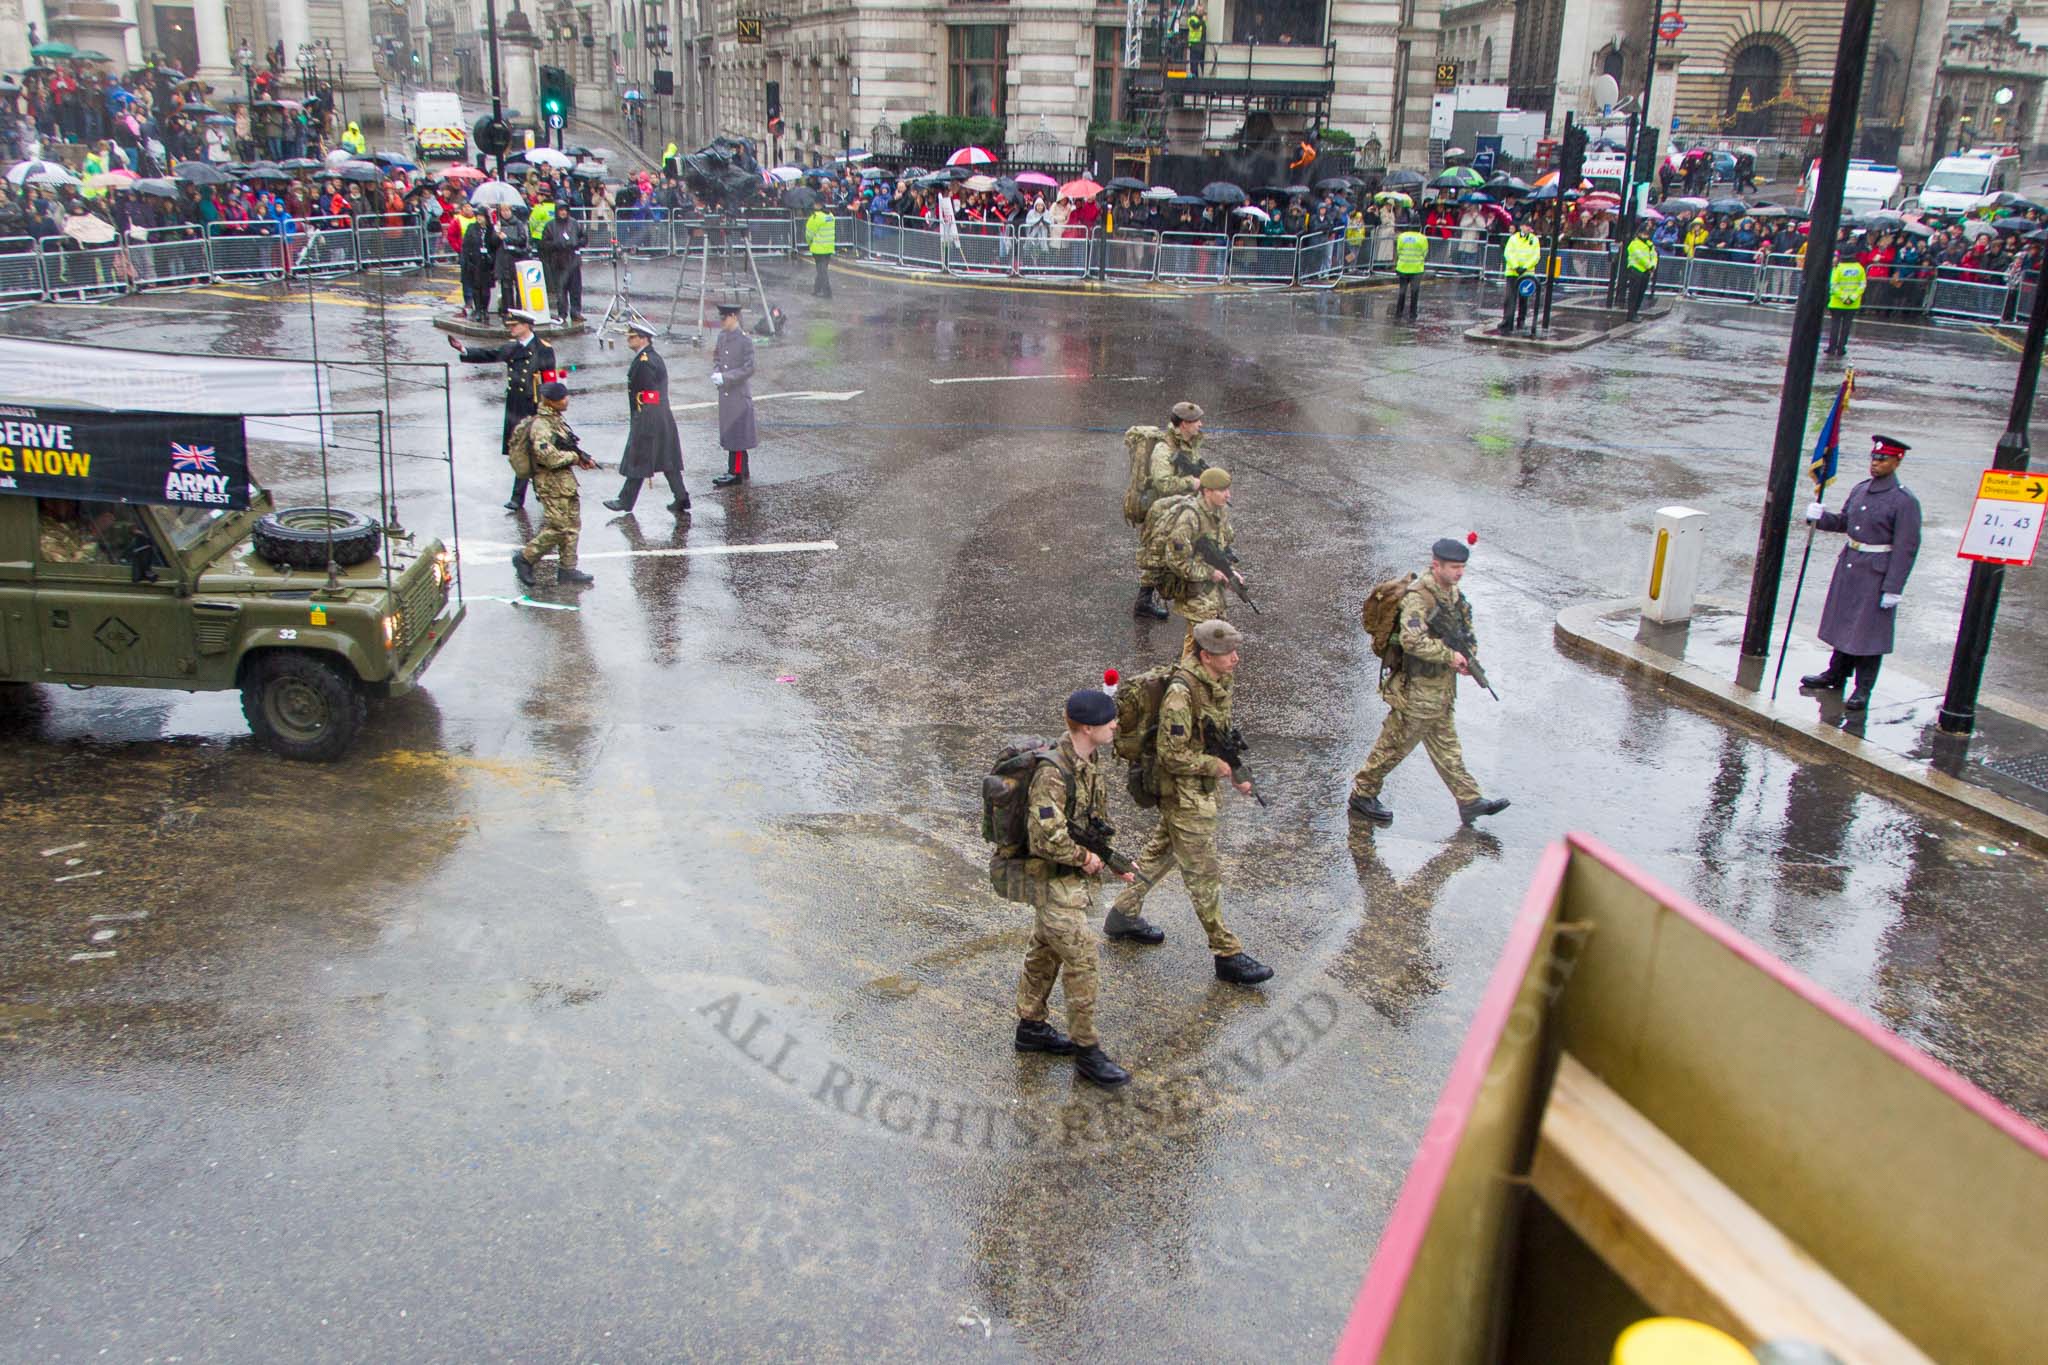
[275, 0, 310, 72]
[1897, 0, 1953, 179]
[193, 0, 234, 77]
[2, 0, 52, 78]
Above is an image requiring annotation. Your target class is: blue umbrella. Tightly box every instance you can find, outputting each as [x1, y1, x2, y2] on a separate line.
[1459, 191, 1494, 204]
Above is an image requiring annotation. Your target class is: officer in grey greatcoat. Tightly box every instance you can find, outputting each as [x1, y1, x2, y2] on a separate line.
[710, 302, 759, 487]
[1800, 434, 1923, 711]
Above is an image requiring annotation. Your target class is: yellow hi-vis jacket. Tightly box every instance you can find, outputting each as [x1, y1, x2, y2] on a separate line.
[1830, 260, 1866, 310]
[805, 210, 837, 255]
[1503, 230, 1541, 275]
[1395, 229, 1428, 274]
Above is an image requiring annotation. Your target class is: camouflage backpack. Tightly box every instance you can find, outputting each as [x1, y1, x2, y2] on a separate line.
[1361, 572, 1417, 667]
[505, 414, 538, 478]
[1121, 425, 1169, 527]
[1137, 492, 1200, 582]
[981, 738, 1074, 903]
[1111, 665, 1191, 808]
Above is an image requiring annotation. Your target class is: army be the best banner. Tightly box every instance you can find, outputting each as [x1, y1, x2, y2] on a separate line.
[0, 404, 250, 510]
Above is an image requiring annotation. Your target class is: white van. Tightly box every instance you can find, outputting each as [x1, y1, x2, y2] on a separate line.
[1803, 159, 1903, 215]
[411, 91, 467, 160]
[1916, 149, 2020, 213]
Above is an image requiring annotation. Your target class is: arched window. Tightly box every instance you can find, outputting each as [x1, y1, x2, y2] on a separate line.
[1726, 44, 1782, 135]
[1603, 47, 1626, 85]
[1481, 37, 1493, 84]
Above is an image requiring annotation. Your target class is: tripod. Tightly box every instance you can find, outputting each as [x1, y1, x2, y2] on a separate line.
[594, 235, 655, 349]
[665, 212, 779, 345]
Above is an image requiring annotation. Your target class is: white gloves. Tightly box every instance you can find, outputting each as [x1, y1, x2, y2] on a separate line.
[1805, 501, 1826, 523]
[1880, 593, 1903, 609]
[711, 371, 724, 388]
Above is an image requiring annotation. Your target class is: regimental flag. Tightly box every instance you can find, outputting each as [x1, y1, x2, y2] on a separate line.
[1808, 369, 1853, 493]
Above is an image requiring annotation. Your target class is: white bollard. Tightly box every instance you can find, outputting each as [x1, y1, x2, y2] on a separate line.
[1642, 506, 1707, 624]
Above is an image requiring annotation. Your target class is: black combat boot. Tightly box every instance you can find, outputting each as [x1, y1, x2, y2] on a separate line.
[1014, 1019, 1077, 1055]
[668, 493, 691, 512]
[602, 499, 629, 512]
[1347, 794, 1393, 825]
[1133, 585, 1155, 618]
[556, 567, 595, 586]
[1459, 797, 1510, 825]
[1073, 1045, 1131, 1087]
[1214, 952, 1274, 985]
[1103, 909, 1164, 944]
[510, 550, 536, 587]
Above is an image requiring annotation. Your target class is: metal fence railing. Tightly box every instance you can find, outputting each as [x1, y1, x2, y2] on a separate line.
[4, 213, 2042, 334]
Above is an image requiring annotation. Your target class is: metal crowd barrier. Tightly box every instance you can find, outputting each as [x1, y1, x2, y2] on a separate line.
[288, 215, 360, 276]
[131, 225, 211, 289]
[357, 223, 428, 271]
[0, 238, 43, 301]
[206, 222, 288, 279]
[1157, 232, 1230, 283]
[1102, 230, 1162, 281]
[41, 243, 129, 300]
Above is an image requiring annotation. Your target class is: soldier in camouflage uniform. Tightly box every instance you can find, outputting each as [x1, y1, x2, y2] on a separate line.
[1133, 401, 1209, 619]
[1108, 619, 1274, 985]
[37, 501, 99, 563]
[1014, 689, 1138, 1088]
[1347, 538, 1510, 828]
[1140, 466, 1237, 665]
[510, 382, 598, 588]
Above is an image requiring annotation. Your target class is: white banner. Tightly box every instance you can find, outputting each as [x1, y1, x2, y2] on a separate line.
[0, 337, 329, 445]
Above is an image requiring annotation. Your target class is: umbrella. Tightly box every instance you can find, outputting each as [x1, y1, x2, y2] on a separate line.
[1233, 204, 1270, 222]
[1480, 203, 1514, 227]
[1059, 177, 1103, 199]
[936, 165, 972, 182]
[1458, 191, 1494, 204]
[204, 114, 235, 126]
[1314, 177, 1357, 192]
[0, 76, 19, 93]
[279, 157, 323, 171]
[1167, 195, 1208, 207]
[325, 148, 355, 164]
[526, 147, 572, 169]
[236, 163, 289, 181]
[1708, 197, 1747, 214]
[962, 173, 997, 193]
[63, 214, 117, 245]
[1865, 210, 1905, 226]
[1683, 147, 1710, 163]
[620, 90, 645, 102]
[85, 169, 138, 189]
[1578, 192, 1622, 210]
[1430, 166, 1484, 189]
[74, 49, 116, 63]
[859, 167, 888, 179]
[1373, 190, 1413, 207]
[1381, 169, 1426, 189]
[992, 177, 1024, 202]
[1142, 186, 1176, 200]
[1961, 218, 1997, 239]
[767, 165, 804, 182]
[1991, 192, 2047, 213]
[782, 186, 820, 213]
[569, 165, 608, 180]
[1748, 204, 1787, 219]
[6, 158, 77, 187]
[1900, 221, 1935, 238]
[1995, 218, 2033, 236]
[1443, 146, 1470, 161]
[367, 152, 417, 171]
[1201, 181, 1247, 205]
[470, 181, 526, 209]
[180, 102, 218, 116]
[1640, 206, 1666, 222]
[1661, 196, 1708, 212]
[1484, 174, 1533, 197]
[30, 41, 77, 59]
[438, 164, 488, 184]
[131, 179, 182, 199]
[1015, 171, 1058, 189]
[1106, 176, 1148, 192]
[946, 145, 997, 167]
[912, 173, 950, 189]
[334, 161, 384, 183]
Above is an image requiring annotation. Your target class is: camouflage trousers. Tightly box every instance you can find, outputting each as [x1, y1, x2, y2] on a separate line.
[1350, 702, 1480, 804]
[524, 489, 581, 569]
[1111, 788, 1243, 956]
[1017, 873, 1099, 1047]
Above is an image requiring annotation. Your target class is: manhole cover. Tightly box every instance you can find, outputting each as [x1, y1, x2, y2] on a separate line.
[1980, 752, 2048, 793]
[93, 617, 140, 654]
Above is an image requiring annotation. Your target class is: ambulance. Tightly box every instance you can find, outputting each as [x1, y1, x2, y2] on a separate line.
[412, 91, 467, 160]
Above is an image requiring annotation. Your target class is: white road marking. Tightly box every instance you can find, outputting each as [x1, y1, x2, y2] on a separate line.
[927, 374, 1153, 385]
[671, 389, 863, 413]
[90, 911, 150, 923]
[91, 929, 117, 942]
[465, 594, 582, 611]
[53, 870, 104, 883]
[41, 842, 87, 857]
[68, 951, 117, 962]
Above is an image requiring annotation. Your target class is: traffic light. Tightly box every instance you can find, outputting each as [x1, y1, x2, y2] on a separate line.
[539, 65, 571, 127]
[1634, 122, 1661, 183]
[1558, 120, 1589, 187]
[766, 79, 782, 138]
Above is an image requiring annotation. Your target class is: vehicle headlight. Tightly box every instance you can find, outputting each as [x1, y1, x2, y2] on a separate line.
[383, 613, 399, 648]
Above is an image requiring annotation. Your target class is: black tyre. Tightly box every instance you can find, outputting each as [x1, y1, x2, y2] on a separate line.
[253, 506, 382, 570]
[241, 652, 366, 761]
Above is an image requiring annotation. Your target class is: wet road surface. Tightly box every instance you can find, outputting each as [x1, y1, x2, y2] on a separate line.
[3, 264, 2045, 1360]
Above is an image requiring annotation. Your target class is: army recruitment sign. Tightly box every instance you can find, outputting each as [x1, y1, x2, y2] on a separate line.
[0, 404, 250, 510]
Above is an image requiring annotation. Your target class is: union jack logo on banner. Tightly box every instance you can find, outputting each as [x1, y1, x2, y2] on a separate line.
[170, 443, 220, 473]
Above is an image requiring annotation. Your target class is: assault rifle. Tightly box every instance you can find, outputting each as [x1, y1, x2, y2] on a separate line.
[1204, 724, 1269, 807]
[1169, 446, 1208, 480]
[1426, 600, 1498, 700]
[1072, 815, 1146, 883]
[1193, 535, 1259, 614]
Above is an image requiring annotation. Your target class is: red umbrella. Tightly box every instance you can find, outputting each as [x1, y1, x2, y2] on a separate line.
[1578, 191, 1621, 210]
[1058, 177, 1103, 200]
[946, 146, 997, 167]
[439, 165, 488, 184]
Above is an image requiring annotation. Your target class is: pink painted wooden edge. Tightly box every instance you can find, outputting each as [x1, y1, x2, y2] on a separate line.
[1329, 833, 2048, 1365]
[1327, 838, 1572, 1364]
